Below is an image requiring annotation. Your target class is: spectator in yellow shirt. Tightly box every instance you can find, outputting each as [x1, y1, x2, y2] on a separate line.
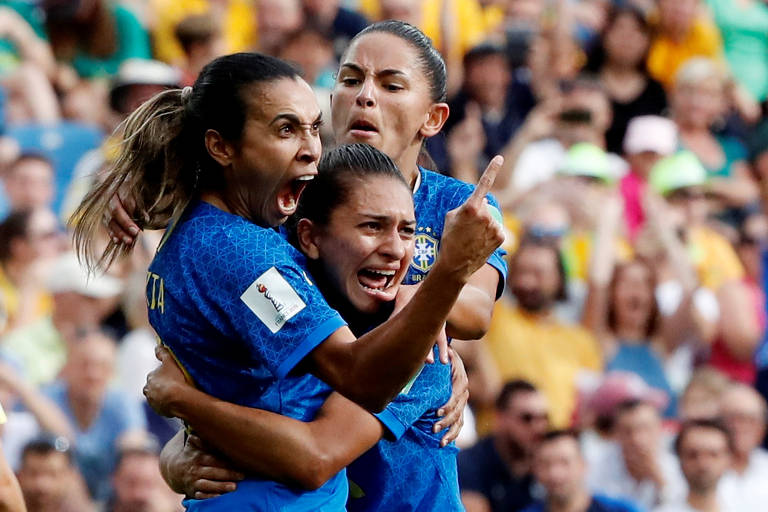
[647, 0, 724, 89]
[482, 235, 603, 429]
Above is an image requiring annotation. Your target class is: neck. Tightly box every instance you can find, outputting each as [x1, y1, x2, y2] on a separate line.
[614, 324, 647, 341]
[548, 489, 591, 512]
[733, 450, 751, 473]
[603, 63, 640, 78]
[1, 260, 23, 286]
[688, 488, 720, 512]
[396, 145, 424, 188]
[69, 391, 101, 431]
[494, 435, 530, 476]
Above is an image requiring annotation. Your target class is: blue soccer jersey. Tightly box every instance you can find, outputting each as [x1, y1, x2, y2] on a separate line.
[406, 167, 507, 297]
[147, 201, 347, 511]
[346, 169, 509, 512]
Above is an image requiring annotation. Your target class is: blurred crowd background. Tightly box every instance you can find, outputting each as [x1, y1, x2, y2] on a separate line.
[0, 0, 765, 511]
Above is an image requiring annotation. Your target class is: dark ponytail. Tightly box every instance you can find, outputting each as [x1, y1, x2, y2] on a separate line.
[72, 53, 301, 270]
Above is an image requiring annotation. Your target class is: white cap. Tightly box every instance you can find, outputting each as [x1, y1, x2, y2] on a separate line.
[623, 115, 678, 156]
[46, 252, 124, 299]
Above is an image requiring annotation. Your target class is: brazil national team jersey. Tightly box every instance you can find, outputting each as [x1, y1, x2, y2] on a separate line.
[147, 201, 348, 511]
[347, 168, 509, 512]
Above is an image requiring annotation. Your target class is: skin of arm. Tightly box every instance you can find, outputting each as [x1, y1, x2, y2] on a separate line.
[148, 347, 383, 491]
[446, 264, 500, 340]
[0, 439, 25, 512]
[461, 491, 492, 512]
[151, 346, 472, 492]
[716, 280, 762, 361]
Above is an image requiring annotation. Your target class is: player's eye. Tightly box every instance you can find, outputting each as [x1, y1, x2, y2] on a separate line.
[279, 124, 295, 136]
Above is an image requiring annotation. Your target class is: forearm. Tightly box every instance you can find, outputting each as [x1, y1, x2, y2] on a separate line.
[159, 431, 187, 494]
[15, 382, 74, 440]
[312, 264, 467, 411]
[446, 286, 495, 340]
[0, 442, 25, 512]
[166, 386, 381, 489]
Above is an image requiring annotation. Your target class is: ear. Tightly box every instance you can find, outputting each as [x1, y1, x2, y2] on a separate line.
[419, 102, 450, 139]
[204, 129, 236, 168]
[296, 218, 321, 260]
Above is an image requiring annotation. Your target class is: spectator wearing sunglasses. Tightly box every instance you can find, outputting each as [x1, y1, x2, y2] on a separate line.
[458, 380, 549, 512]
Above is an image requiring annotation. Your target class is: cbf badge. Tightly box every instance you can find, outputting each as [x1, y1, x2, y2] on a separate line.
[411, 227, 439, 272]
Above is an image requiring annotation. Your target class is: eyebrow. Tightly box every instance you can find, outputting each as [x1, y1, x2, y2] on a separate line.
[269, 111, 323, 127]
[360, 213, 416, 225]
[339, 63, 408, 80]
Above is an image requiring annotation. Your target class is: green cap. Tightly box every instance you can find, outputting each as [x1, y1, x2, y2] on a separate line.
[649, 150, 707, 196]
[558, 142, 611, 182]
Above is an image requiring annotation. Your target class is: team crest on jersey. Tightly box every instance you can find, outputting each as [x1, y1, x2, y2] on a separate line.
[411, 227, 439, 272]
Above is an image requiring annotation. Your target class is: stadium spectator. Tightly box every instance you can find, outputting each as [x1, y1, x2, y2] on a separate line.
[524, 429, 641, 512]
[17, 436, 93, 512]
[587, 400, 686, 509]
[0, 208, 61, 334]
[706, 0, 768, 104]
[173, 15, 224, 87]
[678, 368, 731, 421]
[255, 0, 304, 56]
[671, 58, 759, 213]
[108, 444, 181, 512]
[42, 0, 151, 80]
[43, 330, 147, 502]
[654, 420, 734, 512]
[1, 153, 54, 214]
[458, 380, 548, 512]
[2, 251, 123, 386]
[301, 0, 368, 60]
[589, 5, 668, 155]
[482, 236, 602, 427]
[718, 384, 768, 510]
[647, 0, 723, 90]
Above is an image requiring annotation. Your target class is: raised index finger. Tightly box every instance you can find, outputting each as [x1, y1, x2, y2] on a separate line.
[467, 155, 503, 206]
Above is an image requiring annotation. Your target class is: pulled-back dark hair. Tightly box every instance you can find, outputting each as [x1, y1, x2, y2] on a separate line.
[72, 53, 301, 269]
[350, 20, 447, 103]
[293, 144, 409, 234]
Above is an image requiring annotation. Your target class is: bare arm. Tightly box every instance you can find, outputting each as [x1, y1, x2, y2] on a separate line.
[446, 264, 500, 341]
[716, 280, 761, 361]
[707, 162, 759, 208]
[147, 347, 383, 490]
[462, 491, 492, 512]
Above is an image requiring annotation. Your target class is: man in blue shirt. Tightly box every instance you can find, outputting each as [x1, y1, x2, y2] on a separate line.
[523, 430, 642, 512]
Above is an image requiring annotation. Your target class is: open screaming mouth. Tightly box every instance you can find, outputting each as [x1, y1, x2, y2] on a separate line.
[357, 268, 396, 291]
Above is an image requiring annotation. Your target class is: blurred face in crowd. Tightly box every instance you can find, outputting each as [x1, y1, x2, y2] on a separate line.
[509, 244, 562, 313]
[112, 452, 177, 512]
[12, 208, 62, 264]
[603, 11, 650, 69]
[672, 75, 725, 131]
[497, 390, 550, 451]
[3, 157, 54, 211]
[504, 0, 545, 23]
[659, 0, 699, 36]
[299, 175, 415, 315]
[65, 332, 116, 405]
[18, 450, 71, 512]
[611, 261, 655, 335]
[279, 31, 335, 86]
[257, 0, 303, 53]
[678, 426, 731, 493]
[464, 52, 511, 110]
[735, 214, 768, 281]
[615, 403, 663, 458]
[379, 0, 423, 26]
[719, 386, 767, 459]
[666, 186, 710, 226]
[555, 85, 612, 147]
[533, 436, 585, 504]
[626, 151, 663, 178]
[333, 32, 446, 174]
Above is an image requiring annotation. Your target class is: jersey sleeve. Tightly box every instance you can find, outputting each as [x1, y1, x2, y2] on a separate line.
[485, 193, 508, 298]
[184, 224, 347, 380]
[373, 351, 450, 440]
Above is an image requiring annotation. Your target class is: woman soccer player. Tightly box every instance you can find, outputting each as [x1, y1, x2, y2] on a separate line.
[146, 143, 470, 511]
[74, 53, 503, 511]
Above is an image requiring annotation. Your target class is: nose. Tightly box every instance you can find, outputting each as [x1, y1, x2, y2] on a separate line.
[355, 77, 376, 108]
[380, 229, 406, 260]
[297, 128, 322, 163]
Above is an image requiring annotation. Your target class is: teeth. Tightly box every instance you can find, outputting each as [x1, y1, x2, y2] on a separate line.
[361, 284, 384, 291]
[296, 175, 315, 182]
[367, 269, 396, 276]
